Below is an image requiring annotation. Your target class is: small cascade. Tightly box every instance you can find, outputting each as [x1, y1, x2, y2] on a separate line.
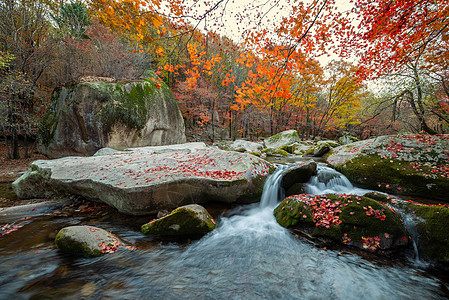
[304, 164, 368, 195]
[259, 164, 288, 208]
[391, 204, 428, 267]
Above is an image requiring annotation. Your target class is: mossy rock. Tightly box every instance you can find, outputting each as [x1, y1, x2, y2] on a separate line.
[274, 194, 408, 253]
[390, 200, 449, 265]
[55, 225, 122, 257]
[326, 134, 449, 201]
[262, 148, 289, 156]
[141, 204, 216, 236]
[264, 130, 300, 150]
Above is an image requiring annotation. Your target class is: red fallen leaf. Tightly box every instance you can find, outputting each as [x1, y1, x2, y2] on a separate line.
[402, 237, 407, 241]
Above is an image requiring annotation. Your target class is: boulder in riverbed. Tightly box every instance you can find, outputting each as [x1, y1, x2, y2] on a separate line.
[281, 161, 317, 196]
[141, 204, 216, 236]
[274, 193, 408, 253]
[13, 143, 274, 215]
[326, 134, 449, 201]
[55, 225, 122, 257]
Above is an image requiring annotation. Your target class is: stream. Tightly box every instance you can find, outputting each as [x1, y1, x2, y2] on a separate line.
[0, 163, 448, 299]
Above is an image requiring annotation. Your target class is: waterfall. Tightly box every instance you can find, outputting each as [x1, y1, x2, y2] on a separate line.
[304, 164, 368, 195]
[259, 164, 288, 208]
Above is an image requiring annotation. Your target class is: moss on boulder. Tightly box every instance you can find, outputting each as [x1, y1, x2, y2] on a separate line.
[326, 134, 449, 201]
[141, 204, 216, 236]
[55, 225, 123, 257]
[274, 194, 408, 253]
[262, 148, 289, 156]
[264, 130, 300, 150]
[38, 71, 186, 158]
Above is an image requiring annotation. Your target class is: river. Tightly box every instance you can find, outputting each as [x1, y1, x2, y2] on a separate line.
[0, 163, 448, 299]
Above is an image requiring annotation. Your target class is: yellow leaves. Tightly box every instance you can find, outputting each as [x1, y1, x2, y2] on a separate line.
[156, 47, 164, 56]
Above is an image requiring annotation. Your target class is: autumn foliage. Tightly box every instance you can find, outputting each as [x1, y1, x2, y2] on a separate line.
[1, 0, 448, 157]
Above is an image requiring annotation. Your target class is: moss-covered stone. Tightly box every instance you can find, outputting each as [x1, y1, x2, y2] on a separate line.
[264, 130, 300, 150]
[274, 194, 408, 253]
[326, 134, 449, 201]
[37, 70, 186, 158]
[141, 204, 216, 236]
[390, 200, 449, 264]
[262, 148, 289, 156]
[55, 225, 122, 257]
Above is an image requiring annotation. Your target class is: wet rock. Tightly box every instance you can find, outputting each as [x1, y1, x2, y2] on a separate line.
[326, 134, 449, 201]
[364, 192, 449, 265]
[281, 161, 317, 196]
[264, 130, 300, 150]
[38, 71, 186, 158]
[274, 194, 408, 253]
[13, 143, 274, 215]
[55, 225, 122, 257]
[141, 204, 216, 236]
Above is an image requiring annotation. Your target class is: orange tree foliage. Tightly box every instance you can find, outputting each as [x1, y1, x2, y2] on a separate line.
[340, 0, 449, 77]
[84, 0, 368, 139]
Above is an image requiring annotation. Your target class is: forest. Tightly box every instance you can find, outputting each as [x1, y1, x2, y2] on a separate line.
[0, 0, 448, 158]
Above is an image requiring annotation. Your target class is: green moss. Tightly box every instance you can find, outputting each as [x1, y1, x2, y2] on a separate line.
[141, 205, 215, 236]
[262, 148, 289, 156]
[274, 194, 407, 251]
[334, 153, 449, 200]
[398, 202, 449, 263]
[97, 80, 157, 132]
[55, 230, 102, 257]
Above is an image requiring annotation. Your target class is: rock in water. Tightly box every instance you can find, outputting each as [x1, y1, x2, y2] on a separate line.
[13, 143, 274, 215]
[38, 71, 186, 158]
[280, 161, 317, 196]
[55, 225, 122, 257]
[141, 204, 216, 236]
[274, 194, 408, 253]
[326, 134, 449, 201]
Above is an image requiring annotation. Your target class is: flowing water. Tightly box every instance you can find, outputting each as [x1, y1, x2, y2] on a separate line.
[0, 164, 448, 299]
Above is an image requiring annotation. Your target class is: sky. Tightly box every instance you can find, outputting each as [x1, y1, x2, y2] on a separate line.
[174, 0, 356, 66]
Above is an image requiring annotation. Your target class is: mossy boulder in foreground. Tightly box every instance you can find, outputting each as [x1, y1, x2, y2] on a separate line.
[364, 192, 449, 265]
[55, 225, 123, 257]
[141, 204, 216, 236]
[326, 134, 449, 200]
[274, 194, 408, 253]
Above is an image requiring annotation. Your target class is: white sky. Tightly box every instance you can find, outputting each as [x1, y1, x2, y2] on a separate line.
[173, 0, 356, 66]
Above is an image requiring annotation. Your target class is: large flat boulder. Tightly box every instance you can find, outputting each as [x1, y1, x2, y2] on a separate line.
[13, 143, 274, 215]
[38, 71, 186, 158]
[325, 134, 449, 200]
